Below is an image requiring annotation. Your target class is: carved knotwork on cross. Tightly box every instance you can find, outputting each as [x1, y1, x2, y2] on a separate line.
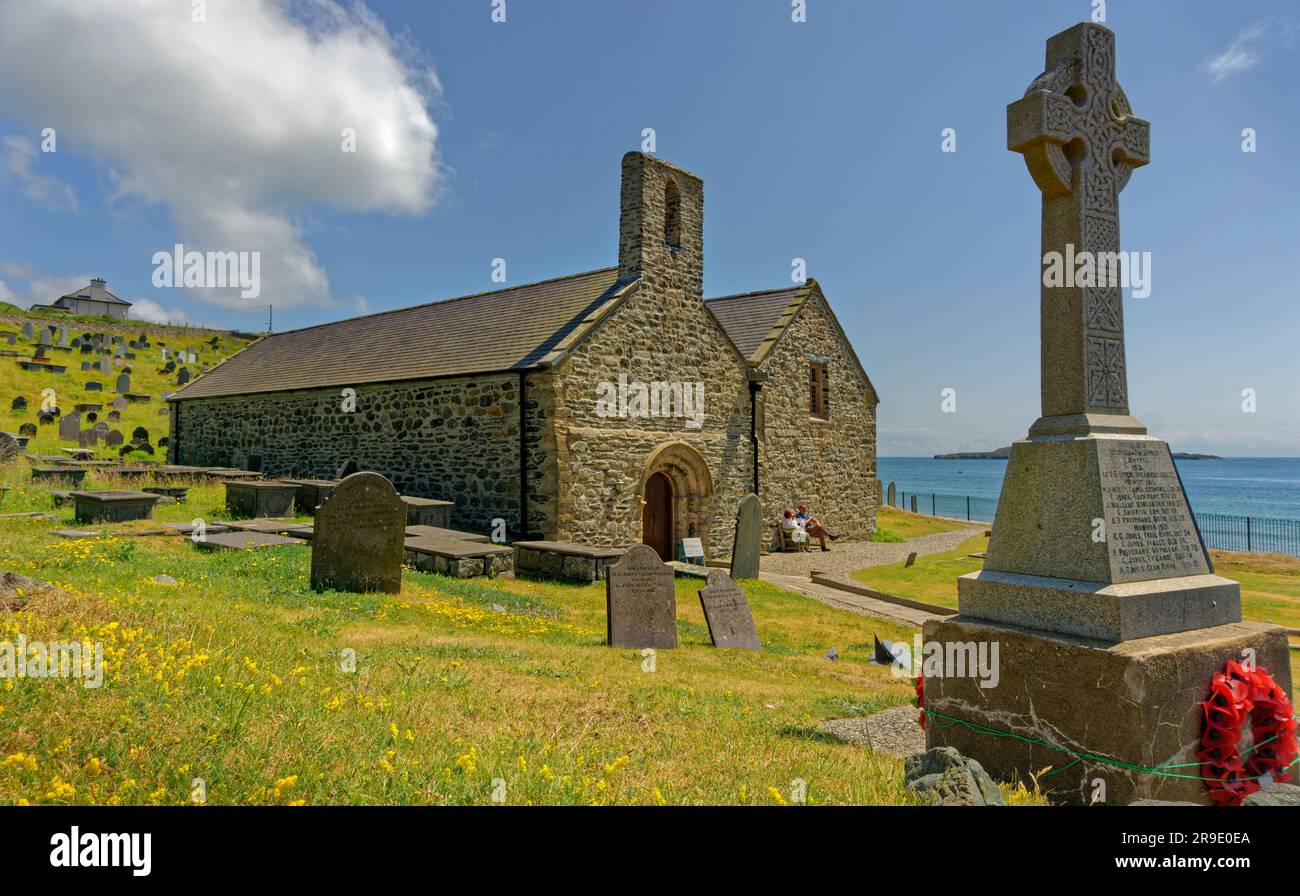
[1008, 23, 1150, 427]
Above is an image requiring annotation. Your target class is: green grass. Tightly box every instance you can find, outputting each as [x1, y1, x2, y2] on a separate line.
[853, 535, 988, 609]
[870, 505, 977, 543]
[853, 536, 1300, 696]
[0, 311, 252, 458]
[0, 460, 1020, 806]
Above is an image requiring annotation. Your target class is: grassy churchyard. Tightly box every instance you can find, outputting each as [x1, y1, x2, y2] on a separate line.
[0, 470, 1056, 806]
[853, 523, 1300, 698]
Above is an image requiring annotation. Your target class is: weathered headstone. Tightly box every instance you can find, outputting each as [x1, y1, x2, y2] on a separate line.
[18, 423, 36, 438]
[606, 544, 677, 648]
[58, 412, 81, 442]
[923, 22, 1290, 807]
[729, 492, 762, 580]
[310, 472, 405, 594]
[85, 381, 102, 391]
[909, 495, 918, 513]
[115, 373, 130, 393]
[21, 321, 34, 341]
[105, 430, 124, 448]
[99, 356, 111, 375]
[177, 367, 191, 386]
[697, 569, 760, 650]
[10, 397, 25, 411]
[0, 432, 18, 462]
[887, 481, 896, 507]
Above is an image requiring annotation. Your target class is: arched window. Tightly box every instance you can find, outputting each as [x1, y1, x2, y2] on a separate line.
[663, 178, 682, 249]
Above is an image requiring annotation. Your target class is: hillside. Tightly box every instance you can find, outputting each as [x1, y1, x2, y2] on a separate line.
[0, 311, 258, 459]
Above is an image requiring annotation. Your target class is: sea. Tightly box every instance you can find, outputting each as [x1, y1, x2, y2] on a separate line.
[877, 456, 1300, 523]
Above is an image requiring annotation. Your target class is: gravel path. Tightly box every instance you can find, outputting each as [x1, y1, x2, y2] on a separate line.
[820, 705, 925, 758]
[759, 526, 984, 578]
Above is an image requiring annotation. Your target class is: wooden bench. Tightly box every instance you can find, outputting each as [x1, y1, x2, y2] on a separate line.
[776, 523, 806, 552]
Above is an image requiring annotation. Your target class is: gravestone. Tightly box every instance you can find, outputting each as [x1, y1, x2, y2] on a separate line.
[115, 373, 130, 393]
[909, 495, 918, 513]
[875, 479, 883, 507]
[922, 22, 1290, 807]
[697, 569, 760, 650]
[37, 328, 51, 347]
[21, 321, 33, 341]
[18, 423, 36, 438]
[0, 432, 18, 462]
[887, 481, 896, 507]
[78, 429, 98, 448]
[105, 430, 124, 448]
[310, 472, 405, 594]
[605, 544, 676, 648]
[10, 397, 25, 411]
[132, 426, 149, 443]
[59, 412, 81, 442]
[729, 493, 762, 580]
[177, 367, 191, 386]
[99, 357, 111, 375]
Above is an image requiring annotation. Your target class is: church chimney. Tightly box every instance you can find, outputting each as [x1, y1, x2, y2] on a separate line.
[617, 152, 703, 303]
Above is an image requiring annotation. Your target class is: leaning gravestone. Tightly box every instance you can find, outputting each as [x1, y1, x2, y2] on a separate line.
[0, 432, 18, 462]
[606, 544, 677, 649]
[923, 22, 1290, 807]
[887, 481, 896, 507]
[310, 471, 405, 594]
[697, 569, 760, 650]
[729, 493, 763, 580]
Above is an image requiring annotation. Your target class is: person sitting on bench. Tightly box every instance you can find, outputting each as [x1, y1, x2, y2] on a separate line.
[780, 508, 811, 553]
[796, 503, 838, 551]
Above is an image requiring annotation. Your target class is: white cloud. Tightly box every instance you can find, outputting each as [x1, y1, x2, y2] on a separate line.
[1, 135, 78, 211]
[1203, 22, 1271, 82]
[0, 0, 443, 310]
[130, 298, 191, 326]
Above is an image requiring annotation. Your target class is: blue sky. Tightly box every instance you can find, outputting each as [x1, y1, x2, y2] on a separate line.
[0, 0, 1297, 456]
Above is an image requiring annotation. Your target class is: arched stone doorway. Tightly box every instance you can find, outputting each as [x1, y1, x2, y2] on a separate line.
[639, 442, 714, 560]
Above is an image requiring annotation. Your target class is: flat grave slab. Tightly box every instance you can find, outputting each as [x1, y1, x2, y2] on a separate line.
[71, 490, 163, 524]
[403, 535, 513, 578]
[205, 469, 263, 481]
[222, 518, 312, 537]
[225, 481, 298, 518]
[514, 540, 625, 583]
[196, 531, 299, 552]
[400, 496, 453, 528]
[279, 479, 339, 515]
[31, 467, 87, 485]
[404, 525, 489, 543]
[161, 522, 230, 537]
[143, 485, 188, 501]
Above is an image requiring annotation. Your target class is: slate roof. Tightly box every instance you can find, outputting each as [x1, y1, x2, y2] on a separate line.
[58, 280, 131, 307]
[171, 268, 635, 400]
[704, 285, 808, 364]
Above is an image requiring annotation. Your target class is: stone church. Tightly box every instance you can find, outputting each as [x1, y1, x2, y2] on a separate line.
[169, 152, 879, 558]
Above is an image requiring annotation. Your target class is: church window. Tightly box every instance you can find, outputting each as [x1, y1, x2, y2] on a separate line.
[809, 362, 829, 420]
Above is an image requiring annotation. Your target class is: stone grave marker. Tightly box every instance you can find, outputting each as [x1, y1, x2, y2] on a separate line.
[115, 373, 130, 393]
[85, 381, 102, 391]
[310, 472, 405, 594]
[887, 481, 896, 507]
[0, 432, 18, 462]
[18, 423, 36, 438]
[697, 568, 760, 650]
[99, 357, 111, 375]
[606, 544, 677, 649]
[105, 430, 124, 448]
[177, 368, 191, 386]
[922, 21, 1289, 807]
[10, 397, 25, 411]
[21, 321, 33, 341]
[729, 492, 762, 580]
[58, 412, 81, 442]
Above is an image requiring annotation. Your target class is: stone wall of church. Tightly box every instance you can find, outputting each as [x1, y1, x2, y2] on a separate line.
[169, 372, 553, 536]
[546, 294, 754, 554]
[758, 288, 878, 543]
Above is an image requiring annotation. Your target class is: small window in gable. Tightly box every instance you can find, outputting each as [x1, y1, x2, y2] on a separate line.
[663, 178, 682, 250]
[809, 362, 829, 420]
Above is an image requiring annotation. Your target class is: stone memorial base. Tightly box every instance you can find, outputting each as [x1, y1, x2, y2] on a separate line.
[921, 614, 1292, 805]
[225, 481, 297, 518]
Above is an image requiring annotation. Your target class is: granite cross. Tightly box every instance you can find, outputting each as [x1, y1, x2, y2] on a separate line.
[1007, 23, 1149, 430]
